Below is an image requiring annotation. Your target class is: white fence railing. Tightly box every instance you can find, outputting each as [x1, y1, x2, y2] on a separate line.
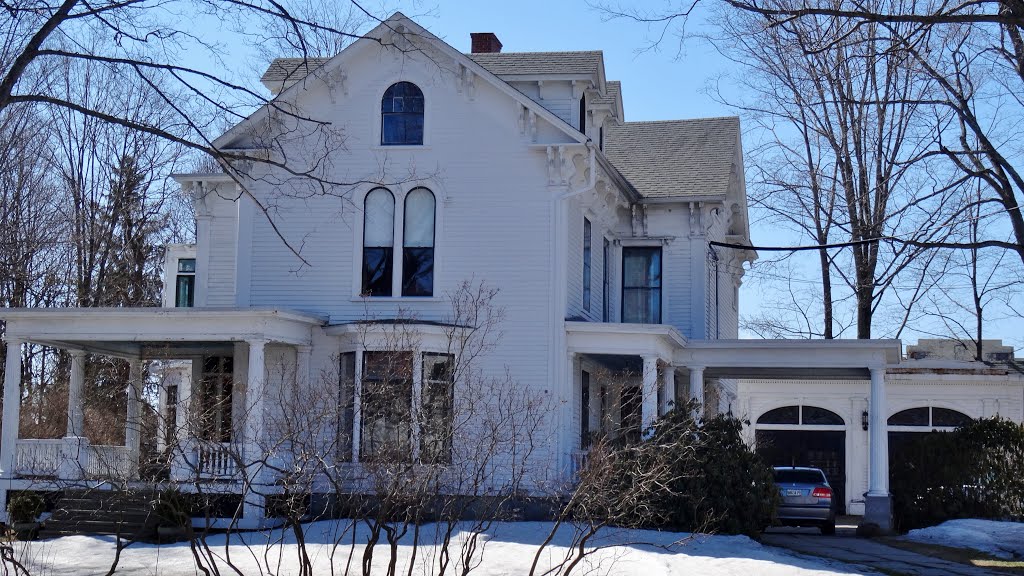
[196, 442, 238, 479]
[86, 445, 133, 479]
[14, 439, 64, 477]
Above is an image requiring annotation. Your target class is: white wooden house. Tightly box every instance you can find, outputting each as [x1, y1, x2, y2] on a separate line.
[2, 13, 1017, 532]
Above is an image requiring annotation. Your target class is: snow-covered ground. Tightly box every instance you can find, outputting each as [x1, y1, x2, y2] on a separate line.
[7, 521, 878, 575]
[903, 519, 1024, 559]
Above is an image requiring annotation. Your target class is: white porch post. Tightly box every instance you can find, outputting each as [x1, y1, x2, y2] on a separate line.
[67, 350, 86, 437]
[1, 337, 23, 479]
[295, 345, 312, 391]
[125, 359, 143, 478]
[863, 364, 892, 532]
[242, 338, 267, 526]
[689, 365, 705, 418]
[61, 350, 88, 481]
[641, 355, 659, 434]
[170, 360, 195, 482]
[659, 366, 675, 416]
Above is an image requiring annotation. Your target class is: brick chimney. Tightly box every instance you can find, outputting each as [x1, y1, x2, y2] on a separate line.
[471, 33, 503, 54]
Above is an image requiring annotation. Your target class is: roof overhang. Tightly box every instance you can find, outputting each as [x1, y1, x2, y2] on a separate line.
[680, 339, 902, 380]
[1, 308, 326, 359]
[566, 321, 687, 360]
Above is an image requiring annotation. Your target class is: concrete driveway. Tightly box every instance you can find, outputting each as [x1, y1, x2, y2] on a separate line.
[761, 518, 1007, 576]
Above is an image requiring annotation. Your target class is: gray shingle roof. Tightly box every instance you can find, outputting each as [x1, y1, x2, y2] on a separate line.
[261, 58, 330, 82]
[603, 117, 740, 199]
[467, 51, 603, 76]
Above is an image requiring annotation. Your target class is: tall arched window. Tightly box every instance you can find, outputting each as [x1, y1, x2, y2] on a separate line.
[362, 188, 395, 296]
[402, 188, 435, 296]
[381, 82, 424, 145]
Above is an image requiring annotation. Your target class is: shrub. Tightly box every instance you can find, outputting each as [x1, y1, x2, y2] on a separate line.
[890, 417, 1024, 531]
[8, 492, 45, 524]
[154, 488, 190, 528]
[584, 402, 777, 536]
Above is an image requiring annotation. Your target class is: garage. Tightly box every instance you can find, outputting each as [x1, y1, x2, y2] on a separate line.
[755, 405, 847, 514]
[888, 406, 973, 461]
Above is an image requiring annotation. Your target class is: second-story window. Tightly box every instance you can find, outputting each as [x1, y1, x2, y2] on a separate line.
[622, 246, 662, 323]
[583, 218, 592, 312]
[175, 258, 196, 307]
[362, 188, 395, 296]
[602, 238, 610, 321]
[381, 82, 424, 145]
[402, 188, 435, 296]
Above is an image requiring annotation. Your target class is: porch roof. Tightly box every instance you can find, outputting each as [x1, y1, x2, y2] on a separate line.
[681, 339, 902, 380]
[0, 307, 326, 358]
[565, 321, 903, 379]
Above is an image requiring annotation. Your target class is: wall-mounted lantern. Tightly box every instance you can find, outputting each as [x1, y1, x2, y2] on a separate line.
[861, 410, 869, 431]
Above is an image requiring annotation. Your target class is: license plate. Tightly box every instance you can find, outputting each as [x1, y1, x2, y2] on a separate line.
[785, 489, 802, 496]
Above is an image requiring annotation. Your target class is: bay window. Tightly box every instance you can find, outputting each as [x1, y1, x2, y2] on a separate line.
[420, 353, 454, 464]
[360, 351, 413, 463]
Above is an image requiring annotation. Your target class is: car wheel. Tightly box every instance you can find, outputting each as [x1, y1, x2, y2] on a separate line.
[820, 519, 836, 535]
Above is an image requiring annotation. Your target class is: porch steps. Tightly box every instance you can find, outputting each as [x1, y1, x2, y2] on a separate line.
[41, 490, 158, 540]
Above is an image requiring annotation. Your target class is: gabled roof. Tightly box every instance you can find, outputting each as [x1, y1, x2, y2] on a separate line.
[217, 12, 588, 149]
[603, 117, 740, 199]
[261, 57, 330, 82]
[467, 51, 603, 76]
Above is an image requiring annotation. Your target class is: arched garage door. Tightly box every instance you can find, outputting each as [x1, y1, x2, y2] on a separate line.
[755, 405, 847, 514]
[888, 406, 973, 460]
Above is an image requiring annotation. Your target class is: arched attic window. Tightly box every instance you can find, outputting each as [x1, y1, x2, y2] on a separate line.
[362, 188, 395, 296]
[381, 82, 424, 145]
[402, 188, 435, 296]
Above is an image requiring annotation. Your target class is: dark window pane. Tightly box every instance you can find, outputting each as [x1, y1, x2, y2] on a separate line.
[622, 247, 661, 323]
[337, 352, 356, 462]
[402, 247, 433, 296]
[420, 353, 454, 464]
[757, 406, 800, 425]
[802, 406, 844, 425]
[175, 275, 195, 307]
[198, 356, 233, 443]
[362, 247, 393, 296]
[361, 352, 413, 463]
[602, 238, 610, 322]
[583, 218, 592, 312]
[381, 82, 424, 145]
[932, 408, 972, 427]
[177, 258, 196, 273]
[888, 407, 930, 426]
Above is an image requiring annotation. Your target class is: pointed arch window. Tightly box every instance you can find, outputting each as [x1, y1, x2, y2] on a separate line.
[362, 188, 395, 296]
[381, 82, 424, 145]
[402, 188, 435, 296]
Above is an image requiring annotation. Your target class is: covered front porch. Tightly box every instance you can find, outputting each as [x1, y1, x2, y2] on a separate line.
[0, 307, 324, 527]
[564, 321, 903, 531]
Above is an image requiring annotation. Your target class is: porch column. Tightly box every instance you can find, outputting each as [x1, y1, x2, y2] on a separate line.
[1, 338, 23, 478]
[242, 338, 267, 526]
[863, 364, 892, 532]
[67, 350, 86, 437]
[689, 365, 705, 417]
[641, 355, 659, 434]
[659, 366, 675, 416]
[60, 350, 88, 481]
[295, 345, 312, 390]
[125, 359, 143, 478]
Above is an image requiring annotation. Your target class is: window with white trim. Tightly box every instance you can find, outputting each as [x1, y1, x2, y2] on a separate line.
[583, 218, 592, 312]
[402, 188, 435, 296]
[175, 258, 196, 307]
[360, 351, 413, 463]
[362, 188, 395, 296]
[381, 82, 424, 145]
[622, 246, 662, 323]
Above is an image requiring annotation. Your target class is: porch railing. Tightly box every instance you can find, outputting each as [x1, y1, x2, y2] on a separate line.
[196, 442, 239, 479]
[14, 439, 63, 477]
[86, 445, 133, 479]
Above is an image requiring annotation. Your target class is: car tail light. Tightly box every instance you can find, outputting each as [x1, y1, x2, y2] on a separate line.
[811, 487, 832, 499]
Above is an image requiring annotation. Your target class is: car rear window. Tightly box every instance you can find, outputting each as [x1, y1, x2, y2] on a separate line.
[774, 469, 826, 484]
